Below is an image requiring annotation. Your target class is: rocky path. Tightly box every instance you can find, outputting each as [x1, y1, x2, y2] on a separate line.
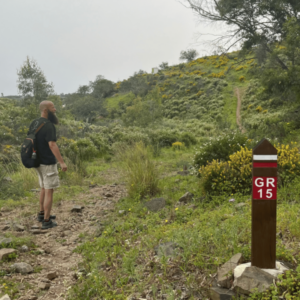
[234, 87, 245, 133]
[0, 184, 127, 300]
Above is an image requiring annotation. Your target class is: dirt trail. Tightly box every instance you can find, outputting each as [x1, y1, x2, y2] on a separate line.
[0, 183, 127, 300]
[234, 87, 245, 133]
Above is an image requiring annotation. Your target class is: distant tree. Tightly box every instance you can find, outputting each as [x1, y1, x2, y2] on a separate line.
[77, 85, 90, 95]
[122, 98, 162, 127]
[119, 70, 150, 96]
[89, 75, 114, 99]
[179, 49, 199, 62]
[1, 93, 3, 97]
[159, 62, 169, 70]
[17, 57, 54, 111]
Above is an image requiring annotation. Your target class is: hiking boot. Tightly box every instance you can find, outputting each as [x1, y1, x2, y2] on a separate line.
[42, 219, 57, 230]
[37, 214, 56, 222]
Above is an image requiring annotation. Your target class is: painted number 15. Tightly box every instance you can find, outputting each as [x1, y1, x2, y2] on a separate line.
[257, 189, 273, 199]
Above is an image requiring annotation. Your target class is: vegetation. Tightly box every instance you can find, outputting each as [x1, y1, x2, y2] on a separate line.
[2, 11, 300, 297]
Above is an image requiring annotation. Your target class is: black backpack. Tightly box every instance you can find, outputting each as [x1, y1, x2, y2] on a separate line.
[21, 119, 50, 168]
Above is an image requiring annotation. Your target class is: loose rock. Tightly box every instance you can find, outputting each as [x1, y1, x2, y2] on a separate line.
[210, 287, 235, 300]
[11, 262, 33, 274]
[38, 282, 50, 290]
[30, 230, 47, 235]
[105, 193, 113, 197]
[20, 245, 29, 252]
[179, 192, 194, 203]
[233, 266, 274, 295]
[2, 225, 10, 231]
[145, 198, 166, 212]
[31, 225, 39, 230]
[217, 253, 243, 288]
[119, 210, 125, 215]
[0, 295, 11, 300]
[0, 249, 16, 261]
[14, 224, 25, 232]
[71, 205, 84, 213]
[0, 238, 12, 246]
[47, 271, 58, 280]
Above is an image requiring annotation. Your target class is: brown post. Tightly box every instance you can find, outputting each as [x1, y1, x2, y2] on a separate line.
[252, 138, 277, 268]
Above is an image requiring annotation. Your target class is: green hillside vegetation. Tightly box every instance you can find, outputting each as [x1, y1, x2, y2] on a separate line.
[1, 37, 300, 298]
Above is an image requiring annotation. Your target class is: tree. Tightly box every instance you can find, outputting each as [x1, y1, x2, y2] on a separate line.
[119, 70, 150, 96]
[184, 0, 300, 69]
[77, 85, 90, 95]
[17, 57, 54, 110]
[89, 75, 114, 99]
[159, 62, 169, 70]
[179, 49, 199, 62]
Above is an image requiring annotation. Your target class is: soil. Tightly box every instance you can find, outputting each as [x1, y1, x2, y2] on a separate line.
[0, 183, 127, 300]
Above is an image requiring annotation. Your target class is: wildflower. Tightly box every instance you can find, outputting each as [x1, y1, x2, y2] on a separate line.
[175, 208, 178, 211]
[129, 208, 131, 211]
[165, 220, 168, 223]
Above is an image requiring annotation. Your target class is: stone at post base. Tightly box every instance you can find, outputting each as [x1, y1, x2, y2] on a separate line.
[217, 253, 243, 288]
[233, 262, 289, 295]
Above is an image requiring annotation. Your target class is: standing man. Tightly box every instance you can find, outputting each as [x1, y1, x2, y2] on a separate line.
[28, 101, 67, 229]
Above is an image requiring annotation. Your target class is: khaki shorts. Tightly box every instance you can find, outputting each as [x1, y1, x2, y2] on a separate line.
[35, 164, 60, 189]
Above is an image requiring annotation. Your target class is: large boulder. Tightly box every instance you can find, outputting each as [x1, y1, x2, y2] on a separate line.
[233, 266, 274, 295]
[217, 253, 243, 288]
[145, 198, 166, 212]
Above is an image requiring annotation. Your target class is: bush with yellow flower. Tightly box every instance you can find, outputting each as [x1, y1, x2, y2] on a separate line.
[199, 143, 300, 195]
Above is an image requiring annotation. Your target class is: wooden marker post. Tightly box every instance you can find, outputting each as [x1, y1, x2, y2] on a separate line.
[252, 138, 277, 269]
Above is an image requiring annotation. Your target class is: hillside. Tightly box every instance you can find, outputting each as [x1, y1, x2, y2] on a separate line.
[1, 52, 300, 300]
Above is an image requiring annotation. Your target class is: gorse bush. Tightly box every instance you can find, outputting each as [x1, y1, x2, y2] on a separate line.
[199, 143, 300, 196]
[193, 131, 249, 171]
[116, 142, 160, 198]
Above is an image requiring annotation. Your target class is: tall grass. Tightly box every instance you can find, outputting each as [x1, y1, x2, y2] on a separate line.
[0, 153, 38, 200]
[116, 142, 160, 198]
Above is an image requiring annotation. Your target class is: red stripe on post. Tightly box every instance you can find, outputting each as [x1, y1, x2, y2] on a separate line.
[253, 162, 277, 168]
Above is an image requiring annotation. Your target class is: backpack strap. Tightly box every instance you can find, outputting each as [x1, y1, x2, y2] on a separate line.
[35, 121, 47, 134]
[33, 119, 50, 135]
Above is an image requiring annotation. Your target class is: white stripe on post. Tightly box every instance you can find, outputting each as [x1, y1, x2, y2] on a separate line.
[253, 155, 278, 161]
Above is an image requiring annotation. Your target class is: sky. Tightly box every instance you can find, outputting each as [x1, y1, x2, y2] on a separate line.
[0, 0, 219, 96]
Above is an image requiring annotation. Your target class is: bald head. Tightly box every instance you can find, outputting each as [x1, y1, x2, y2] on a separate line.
[39, 101, 53, 112]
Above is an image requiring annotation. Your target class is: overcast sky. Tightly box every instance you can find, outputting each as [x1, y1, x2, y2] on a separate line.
[0, 0, 217, 96]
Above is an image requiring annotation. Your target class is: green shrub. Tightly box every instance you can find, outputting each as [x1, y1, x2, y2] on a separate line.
[179, 132, 197, 147]
[116, 142, 160, 198]
[193, 131, 249, 170]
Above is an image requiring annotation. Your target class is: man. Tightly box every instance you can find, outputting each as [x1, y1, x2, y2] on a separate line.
[28, 101, 67, 229]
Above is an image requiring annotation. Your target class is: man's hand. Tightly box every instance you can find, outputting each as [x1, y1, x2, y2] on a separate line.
[60, 162, 67, 172]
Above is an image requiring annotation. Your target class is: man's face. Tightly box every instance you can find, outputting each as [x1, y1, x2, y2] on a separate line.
[47, 104, 58, 125]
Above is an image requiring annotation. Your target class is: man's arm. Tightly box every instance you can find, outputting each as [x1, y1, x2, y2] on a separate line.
[48, 141, 67, 172]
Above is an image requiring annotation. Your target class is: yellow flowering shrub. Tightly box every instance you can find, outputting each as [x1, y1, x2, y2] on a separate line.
[255, 106, 263, 112]
[208, 71, 225, 78]
[172, 141, 185, 151]
[199, 144, 300, 195]
[239, 76, 245, 82]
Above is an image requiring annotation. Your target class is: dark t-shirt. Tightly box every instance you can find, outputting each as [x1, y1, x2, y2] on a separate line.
[28, 117, 57, 165]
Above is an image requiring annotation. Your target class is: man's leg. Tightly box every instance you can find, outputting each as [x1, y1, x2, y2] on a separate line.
[44, 189, 54, 220]
[39, 188, 45, 212]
